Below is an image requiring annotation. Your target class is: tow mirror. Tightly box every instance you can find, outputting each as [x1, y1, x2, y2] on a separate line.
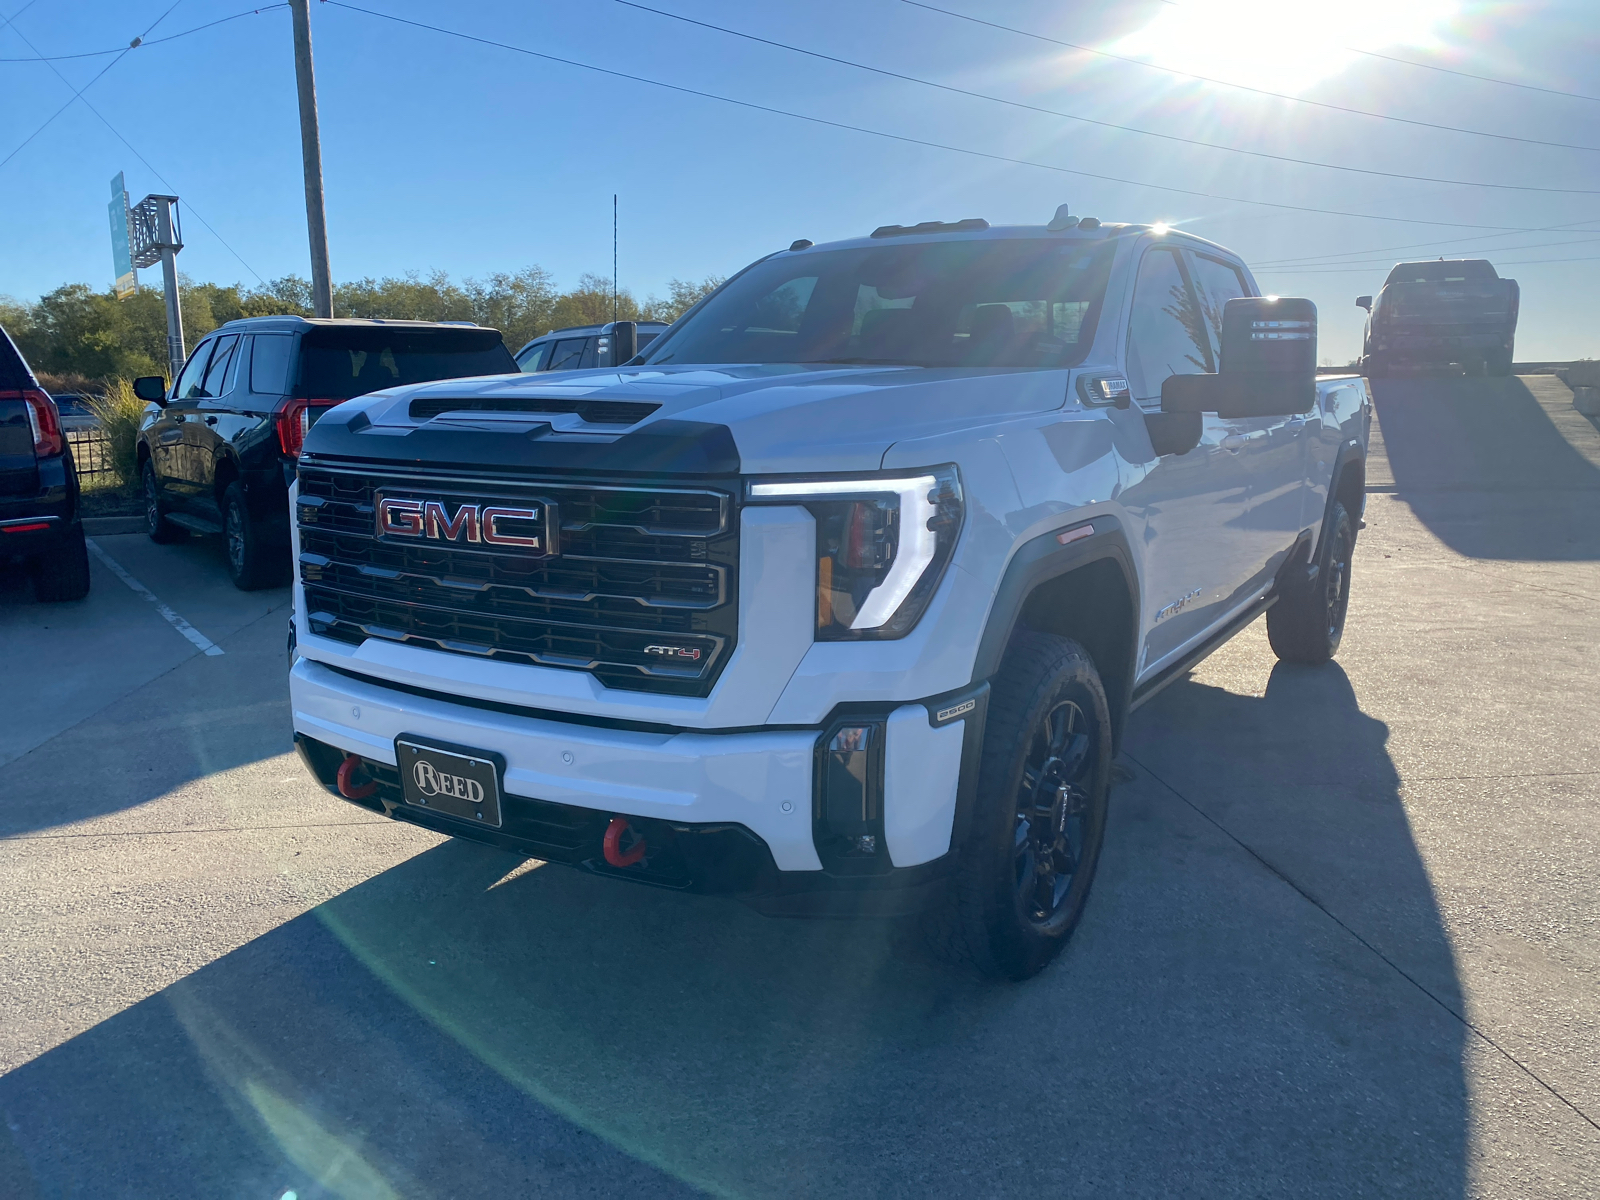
[599, 322, 638, 368]
[133, 376, 168, 405]
[1355, 295, 1372, 311]
[1161, 297, 1316, 419]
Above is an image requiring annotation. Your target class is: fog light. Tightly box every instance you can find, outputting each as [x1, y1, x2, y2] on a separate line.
[817, 720, 887, 867]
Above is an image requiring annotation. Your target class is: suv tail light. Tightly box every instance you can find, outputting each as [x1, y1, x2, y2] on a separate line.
[1, 389, 63, 457]
[276, 399, 335, 458]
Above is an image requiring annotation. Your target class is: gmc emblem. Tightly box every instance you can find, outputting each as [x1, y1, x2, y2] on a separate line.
[376, 493, 553, 554]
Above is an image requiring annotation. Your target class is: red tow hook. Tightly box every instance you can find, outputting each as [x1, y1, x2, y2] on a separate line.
[602, 817, 647, 868]
[336, 753, 379, 801]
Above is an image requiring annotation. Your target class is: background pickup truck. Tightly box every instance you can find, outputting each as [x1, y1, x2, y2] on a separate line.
[287, 207, 1371, 980]
[1358, 258, 1519, 377]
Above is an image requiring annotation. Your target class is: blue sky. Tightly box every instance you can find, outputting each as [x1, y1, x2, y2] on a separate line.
[3, 0, 1597, 362]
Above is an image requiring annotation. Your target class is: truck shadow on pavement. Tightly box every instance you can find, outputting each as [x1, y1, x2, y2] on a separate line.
[1372, 375, 1600, 560]
[0, 663, 1469, 1198]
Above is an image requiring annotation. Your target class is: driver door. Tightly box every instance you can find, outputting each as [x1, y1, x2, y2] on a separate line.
[153, 339, 215, 501]
[1117, 246, 1256, 677]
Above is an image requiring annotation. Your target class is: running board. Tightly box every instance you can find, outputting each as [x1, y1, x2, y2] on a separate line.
[1128, 594, 1277, 713]
[166, 512, 223, 535]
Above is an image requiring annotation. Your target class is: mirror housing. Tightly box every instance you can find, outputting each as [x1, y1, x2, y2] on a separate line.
[600, 321, 638, 368]
[1160, 296, 1316, 419]
[1355, 295, 1372, 311]
[1144, 411, 1202, 457]
[133, 376, 168, 405]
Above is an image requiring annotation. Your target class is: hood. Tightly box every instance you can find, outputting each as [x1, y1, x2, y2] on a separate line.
[327, 362, 1073, 474]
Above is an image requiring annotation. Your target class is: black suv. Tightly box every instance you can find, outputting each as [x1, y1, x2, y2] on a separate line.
[1, 323, 89, 601]
[134, 317, 517, 589]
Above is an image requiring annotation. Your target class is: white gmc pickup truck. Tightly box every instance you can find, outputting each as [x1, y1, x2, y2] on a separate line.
[288, 207, 1371, 979]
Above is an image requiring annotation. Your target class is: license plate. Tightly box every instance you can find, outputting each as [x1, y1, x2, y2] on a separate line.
[395, 737, 504, 828]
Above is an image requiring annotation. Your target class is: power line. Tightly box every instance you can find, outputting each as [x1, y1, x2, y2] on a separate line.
[898, 0, 1600, 155]
[1343, 46, 1600, 105]
[1249, 220, 1600, 267]
[0, 1, 268, 283]
[613, 0, 1600, 196]
[1255, 231, 1600, 269]
[1257, 252, 1600, 275]
[0, 5, 287, 63]
[321, 2, 1564, 235]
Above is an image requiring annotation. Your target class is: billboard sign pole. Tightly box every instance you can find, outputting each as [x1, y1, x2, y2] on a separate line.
[108, 173, 137, 299]
[129, 193, 186, 378]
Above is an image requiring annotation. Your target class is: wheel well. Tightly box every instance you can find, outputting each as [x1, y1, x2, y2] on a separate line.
[1334, 456, 1365, 521]
[1014, 558, 1137, 748]
[213, 457, 239, 506]
[136, 441, 150, 467]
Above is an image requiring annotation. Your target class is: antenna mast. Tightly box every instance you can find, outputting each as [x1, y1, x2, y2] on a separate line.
[613, 194, 618, 324]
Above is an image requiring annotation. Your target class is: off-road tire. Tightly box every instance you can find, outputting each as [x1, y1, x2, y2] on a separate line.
[925, 632, 1112, 980]
[143, 460, 183, 544]
[223, 482, 286, 590]
[1486, 348, 1513, 378]
[1267, 500, 1355, 665]
[32, 525, 91, 602]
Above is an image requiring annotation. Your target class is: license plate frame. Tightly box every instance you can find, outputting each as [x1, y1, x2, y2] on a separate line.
[395, 736, 506, 828]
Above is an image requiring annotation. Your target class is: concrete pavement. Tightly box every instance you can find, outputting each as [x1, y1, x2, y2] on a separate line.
[0, 376, 1595, 1197]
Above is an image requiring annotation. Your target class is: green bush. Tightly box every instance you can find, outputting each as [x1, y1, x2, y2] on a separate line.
[85, 378, 153, 488]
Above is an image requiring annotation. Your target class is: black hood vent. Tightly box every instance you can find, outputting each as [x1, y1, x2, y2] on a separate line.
[409, 395, 661, 425]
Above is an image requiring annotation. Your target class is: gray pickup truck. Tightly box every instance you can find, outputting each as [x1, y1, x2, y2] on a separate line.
[1359, 258, 1519, 377]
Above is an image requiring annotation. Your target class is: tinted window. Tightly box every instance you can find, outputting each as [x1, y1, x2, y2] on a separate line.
[643, 239, 1117, 369]
[0, 326, 36, 390]
[295, 328, 515, 399]
[1385, 260, 1497, 285]
[547, 339, 588, 371]
[199, 335, 239, 397]
[1126, 248, 1208, 402]
[1186, 253, 1252, 371]
[578, 338, 599, 370]
[250, 334, 294, 394]
[172, 341, 215, 400]
[517, 342, 550, 372]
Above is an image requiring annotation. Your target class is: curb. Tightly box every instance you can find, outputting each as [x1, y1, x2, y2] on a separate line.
[83, 516, 146, 535]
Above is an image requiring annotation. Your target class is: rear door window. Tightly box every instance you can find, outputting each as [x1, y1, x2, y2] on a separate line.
[250, 334, 294, 394]
[295, 328, 516, 399]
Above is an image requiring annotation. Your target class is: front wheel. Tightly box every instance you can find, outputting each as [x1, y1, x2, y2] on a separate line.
[926, 632, 1112, 980]
[1267, 501, 1355, 665]
[143, 460, 183, 544]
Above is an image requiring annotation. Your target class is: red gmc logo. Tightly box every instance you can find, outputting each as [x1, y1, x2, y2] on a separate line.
[376, 494, 549, 552]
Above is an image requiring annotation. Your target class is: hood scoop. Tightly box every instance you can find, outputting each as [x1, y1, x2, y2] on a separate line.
[408, 395, 661, 425]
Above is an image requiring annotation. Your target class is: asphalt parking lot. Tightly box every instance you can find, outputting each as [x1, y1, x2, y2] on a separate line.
[2, 374, 1596, 1198]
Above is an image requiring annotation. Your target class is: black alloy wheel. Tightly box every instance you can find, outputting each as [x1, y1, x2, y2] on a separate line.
[1015, 699, 1096, 924]
[1267, 500, 1356, 664]
[143, 461, 182, 543]
[926, 632, 1112, 980]
[225, 498, 247, 578]
[222, 482, 285, 590]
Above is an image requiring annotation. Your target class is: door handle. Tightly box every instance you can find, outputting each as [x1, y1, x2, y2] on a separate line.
[1221, 433, 1247, 452]
[158, 431, 183, 444]
[1284, 416, 1307, 430]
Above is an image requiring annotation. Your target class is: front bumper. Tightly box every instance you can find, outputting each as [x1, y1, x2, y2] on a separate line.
[291, 657, 974, 914]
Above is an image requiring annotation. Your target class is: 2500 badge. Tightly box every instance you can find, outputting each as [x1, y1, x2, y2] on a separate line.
[376, 491, 556, 556]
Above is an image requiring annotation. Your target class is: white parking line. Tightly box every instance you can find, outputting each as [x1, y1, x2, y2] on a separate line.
[85, 539, 225, 657]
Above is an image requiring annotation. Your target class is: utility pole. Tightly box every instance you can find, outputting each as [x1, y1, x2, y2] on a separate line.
[128, 193, 185, 378]
[290, 0, 333, 317]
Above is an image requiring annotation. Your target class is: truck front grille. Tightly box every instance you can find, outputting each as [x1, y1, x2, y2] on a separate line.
[295, 464, 738, 696]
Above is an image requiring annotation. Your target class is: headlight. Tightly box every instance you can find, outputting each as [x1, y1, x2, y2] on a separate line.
[746, 465, 963, 639]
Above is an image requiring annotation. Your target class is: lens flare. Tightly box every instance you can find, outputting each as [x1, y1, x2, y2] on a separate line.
[1112, 0, 1459, 94]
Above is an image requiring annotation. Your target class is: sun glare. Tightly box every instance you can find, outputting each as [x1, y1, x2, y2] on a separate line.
[1112, 0, 1459, 95]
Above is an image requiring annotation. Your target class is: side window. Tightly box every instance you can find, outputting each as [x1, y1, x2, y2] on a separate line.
[172, 341, 215, 401]
[1125, 248, 1210, 403]
[547, 339, 587, 371]
[1186, 253, 1253, 370]
[517, 342, 549, 372]
[199, 335, 240, 398]
[578, 338, 599, 370]
[250, 334, 294, 394]
[223, 336, 248, 393]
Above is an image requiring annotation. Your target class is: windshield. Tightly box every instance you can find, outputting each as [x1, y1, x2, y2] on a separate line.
[296, 328, 516, 399]
[1384, 260, 1498, 286]
[642, 238, 1117, 369]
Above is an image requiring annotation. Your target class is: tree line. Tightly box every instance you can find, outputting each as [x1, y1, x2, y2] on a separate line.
[0, 268, 724, 387]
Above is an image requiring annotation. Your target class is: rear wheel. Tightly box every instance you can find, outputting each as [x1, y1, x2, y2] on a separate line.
[32, 525, 91, 602]
[223, 482, 286, 590]
[1486, 348, 1513, 377]
[143, 460, 182, 543]
[1267, 501, 1355, 665]
[926, 632, 1112, 980]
